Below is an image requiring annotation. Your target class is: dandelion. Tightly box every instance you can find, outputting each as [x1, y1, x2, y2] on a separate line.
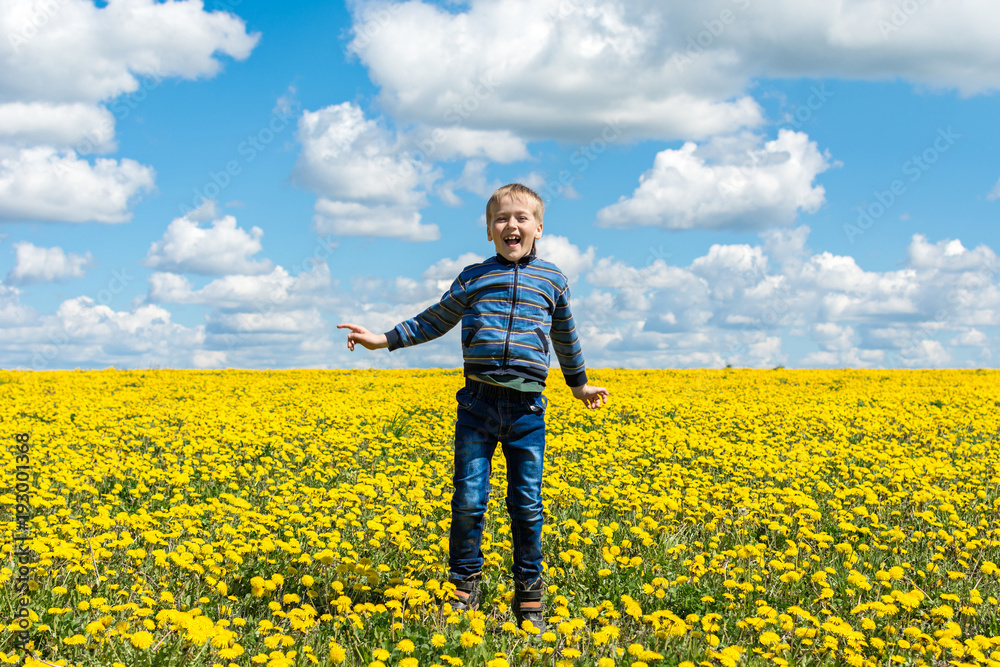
[329, 642, 347, 664]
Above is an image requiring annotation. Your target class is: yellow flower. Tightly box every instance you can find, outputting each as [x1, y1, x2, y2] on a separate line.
[130, 631, 155, 649]
[327, 642, 347, 664]
[397, 638, 415, 653]
[431, 634, 446, 647]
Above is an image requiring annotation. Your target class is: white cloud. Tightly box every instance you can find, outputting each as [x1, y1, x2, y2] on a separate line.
[144, 213, 273, 276]
[535, 235, 596, 284]
[418, 127, 530, 163]
[0, 283, 35, 326]
[950, 329, 988, 347]
[438, 160, 502, 206]
[206, 308, 326, 336]
[3, 230, 998, 369]
[349, 0, 763, 143]
[348, 0, 1000, 147]
[3, 297, 208, 371]
[572, 230, 999, 369]
[294, 102, 446, 241]
[1, 0, 259, 105]
[313, 199, 439, 242]
[294, 102, 431, 206]
[0, 0, 258, 224]
[0, 147, 154, 223]
[596, 130, 831, 230]
[6, 242, 93, 285]
[421, 252, 485, 290]
[905, 234, 999, 273]
[147, 263, 332, 310]
[0, 103, 115, 150]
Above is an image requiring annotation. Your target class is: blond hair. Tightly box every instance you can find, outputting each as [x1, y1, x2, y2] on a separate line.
[486, 183, 545, 224]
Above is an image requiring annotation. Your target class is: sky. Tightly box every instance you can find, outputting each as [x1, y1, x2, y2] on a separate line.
[1, 0, 999, 373]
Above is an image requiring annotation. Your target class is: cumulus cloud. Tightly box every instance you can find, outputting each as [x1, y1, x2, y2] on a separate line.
[422, 252, 486, 280]
[348, 0, 1000, 148]
[144, 213, 274, 276]
[1, 0, 259, 105]
[0, 283, 35, 327]
[0, 147, 155, 223]
[349, 0, 763, 143]
[2, 229, 998, 369]
[572, 229, 999, 369]
[294, 102, 445, 241]
[0, 103, 115, 151]
[293, 102, 431, 206]
[535, 235, 596, 284]
[147, 263, 332, 310]
[905, 234, 998, 273]
[313, 199, 440, 242]
[0, 0, 258, 224]
[596, 130, 832, 230]
[417, 127, 530, 164]
[0, 296, 207, 371]
[6, 242, 93, 285]
[438, 160, 502, 207]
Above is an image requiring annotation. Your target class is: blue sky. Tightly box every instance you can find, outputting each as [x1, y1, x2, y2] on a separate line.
[1, 0, 998, 371]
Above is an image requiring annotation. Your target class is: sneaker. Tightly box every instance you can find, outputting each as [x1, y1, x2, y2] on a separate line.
[513, 576, 546, 634]
[444, 572, 481, 612]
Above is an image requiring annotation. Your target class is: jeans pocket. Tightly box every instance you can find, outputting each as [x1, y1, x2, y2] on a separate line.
[456, 386, 477, 411]
[528, 395, 547, 414]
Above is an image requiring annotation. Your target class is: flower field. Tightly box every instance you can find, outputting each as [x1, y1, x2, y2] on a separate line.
[2, 368, 999, 667]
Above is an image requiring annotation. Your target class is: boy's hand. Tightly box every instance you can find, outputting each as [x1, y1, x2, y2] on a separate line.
[571, 384, 609, 409]
[337, 323, 388, 351]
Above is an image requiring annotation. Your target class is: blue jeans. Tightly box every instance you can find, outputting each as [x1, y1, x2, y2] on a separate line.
[449, 378, 547, 582]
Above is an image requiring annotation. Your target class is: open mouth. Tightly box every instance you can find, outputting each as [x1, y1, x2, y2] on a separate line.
[504, 235, 521, 247]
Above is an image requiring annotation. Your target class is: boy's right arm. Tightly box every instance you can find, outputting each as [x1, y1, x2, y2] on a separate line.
[338, 274, 468, 353]
[337, 323, 388, 351]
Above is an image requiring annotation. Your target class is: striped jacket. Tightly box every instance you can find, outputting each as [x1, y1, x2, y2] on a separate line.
[385, 251, 588, 387]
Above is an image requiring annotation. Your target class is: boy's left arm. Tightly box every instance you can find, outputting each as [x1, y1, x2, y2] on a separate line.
[551, 284, 609, 410]
[571, 383, 610, 409]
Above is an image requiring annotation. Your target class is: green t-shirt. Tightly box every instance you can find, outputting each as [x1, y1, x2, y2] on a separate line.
[469, 373, 545, 393]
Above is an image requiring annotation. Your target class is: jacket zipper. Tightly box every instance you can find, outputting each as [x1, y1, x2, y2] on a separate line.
[501, 262, 519, 369]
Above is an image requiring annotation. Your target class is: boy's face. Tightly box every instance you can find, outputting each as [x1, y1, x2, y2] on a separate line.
[487, 196, 543, 263]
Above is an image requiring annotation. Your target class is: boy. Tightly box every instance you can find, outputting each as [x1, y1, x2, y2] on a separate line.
[338, 183, 608, 632]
